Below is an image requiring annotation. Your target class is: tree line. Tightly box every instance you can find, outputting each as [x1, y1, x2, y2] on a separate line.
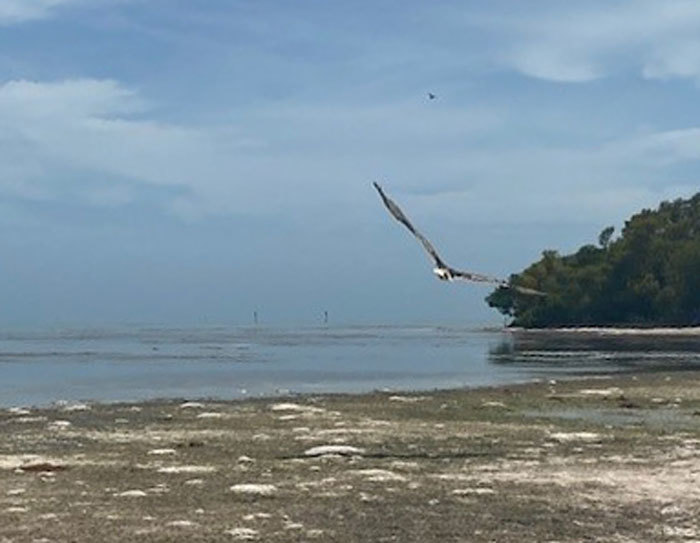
[486, 192, 700, 327]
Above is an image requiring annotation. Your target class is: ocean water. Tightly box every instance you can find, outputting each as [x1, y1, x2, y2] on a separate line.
[0, 325, 699, 407]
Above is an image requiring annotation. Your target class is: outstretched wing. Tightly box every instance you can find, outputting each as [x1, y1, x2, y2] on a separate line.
[373, 182, 547, 296]
[448, 267, 504, 285]
[373, 182, 448, 269]
[450, 268, 546, 295]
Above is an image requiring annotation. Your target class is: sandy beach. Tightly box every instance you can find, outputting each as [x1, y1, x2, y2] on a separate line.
[1, 371, 699, 542]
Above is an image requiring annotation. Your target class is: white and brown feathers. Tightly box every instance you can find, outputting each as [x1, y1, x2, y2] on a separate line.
[373, 182, 545, 296]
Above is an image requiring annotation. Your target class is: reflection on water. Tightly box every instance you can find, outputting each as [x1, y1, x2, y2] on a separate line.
[0, 325, 698, 407]
[490, 330, 700, 374]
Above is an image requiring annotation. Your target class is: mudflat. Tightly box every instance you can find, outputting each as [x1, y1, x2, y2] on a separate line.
[1, 371, 699, 542]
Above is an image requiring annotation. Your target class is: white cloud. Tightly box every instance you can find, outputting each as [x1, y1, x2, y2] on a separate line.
[508, 47, 601, 83]
[643, 40, 700, 80]
[0, 0, 80, 23]
[0, 0, 134, 24]
[0, 77, 697, 229]
[0, 79, 213, 207]
[0, 77, 507, 219]
[470, 1, 700, 83]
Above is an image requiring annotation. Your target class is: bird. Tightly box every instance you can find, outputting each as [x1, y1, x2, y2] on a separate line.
[427, 92, 436, 100]
[373, 182, 545, 296]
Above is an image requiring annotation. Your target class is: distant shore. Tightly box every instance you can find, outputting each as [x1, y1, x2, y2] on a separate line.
[2, 370, 699, 542]
[511, 325, 700, 335]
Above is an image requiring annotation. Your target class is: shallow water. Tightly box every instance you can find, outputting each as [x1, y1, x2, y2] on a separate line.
[0, 325, 698, 407]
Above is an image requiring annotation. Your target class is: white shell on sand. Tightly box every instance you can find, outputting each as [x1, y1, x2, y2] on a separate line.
[62, 403, 90, 412]
[8, 407, 31, 416]
[148, 448, 177, 456]
[388, 395, 427, 403]
[229, 484, 277, 496]
[7, 489, 26, 497]
[303, 445, 365, 457]
[167, 520, 198, 528]
[578, 388, 623, 397]
[549, 432, 602, 442]
[48, 420, 72, 430]
[180, 402, 205, 409]
[269, 403, 325, 414]
[352, 469, 406, 482]
[226, 527, 259, 540]
[197, 412, 223, 419]
[157, 465, 216, 474]
[116, 490, 147, 497]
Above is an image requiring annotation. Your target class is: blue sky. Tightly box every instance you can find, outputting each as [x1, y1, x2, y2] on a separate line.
[1, 0, 699, 326]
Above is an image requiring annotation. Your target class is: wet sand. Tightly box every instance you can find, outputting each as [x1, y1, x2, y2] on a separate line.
[1, 371, 699, 542]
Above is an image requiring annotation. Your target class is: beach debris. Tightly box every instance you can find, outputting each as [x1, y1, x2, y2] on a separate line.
[115, 490, 147, 498]
[147, 483, 170, 494]
[62, 403, 90, 412]
[13, 416, 48, 424]
[578, 387, 623, 397]
[452, 487, 496, 496]
[481, 401, 507, 408]
[270, 403, 325, 414]
[180, 402, 205, 409]
[167, 520, 198, 528]
[4, 506, 29, 513]
[47, 420, 72, 430]
[7, 407, 31, 416]
[229, 483, 277, 496]
[157, 465, 216, 474]
[184, 478, 205, 486]
[19, 461, 67, 473]
[352, 469, 407, 482]
[197, 412, 223, 419]
[388, 395, 428, 403]
[303, 445, 365, 457]
[242, 513, 272, 521]
[270, 403, 305, 411]
[6, 488, 26, 496]
[549, 432, 602, 443]
[148, 448, 177, 456]
[226, 527, 259, 540]
[237, 455, 255, 464]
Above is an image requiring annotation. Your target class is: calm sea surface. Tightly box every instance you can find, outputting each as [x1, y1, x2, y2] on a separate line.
[1, 325, 699, 407]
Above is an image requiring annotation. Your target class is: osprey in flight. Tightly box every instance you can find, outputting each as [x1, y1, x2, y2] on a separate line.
[373, 182, 545, 296]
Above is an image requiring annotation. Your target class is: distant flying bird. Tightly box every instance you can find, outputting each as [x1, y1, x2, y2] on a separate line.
[427, 92, 436, 100]
[373, 182, 545, 296]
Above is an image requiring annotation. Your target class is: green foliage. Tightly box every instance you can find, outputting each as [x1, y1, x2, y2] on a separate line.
[598, 225, 615, 249]
[487, 193, 700, 327]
